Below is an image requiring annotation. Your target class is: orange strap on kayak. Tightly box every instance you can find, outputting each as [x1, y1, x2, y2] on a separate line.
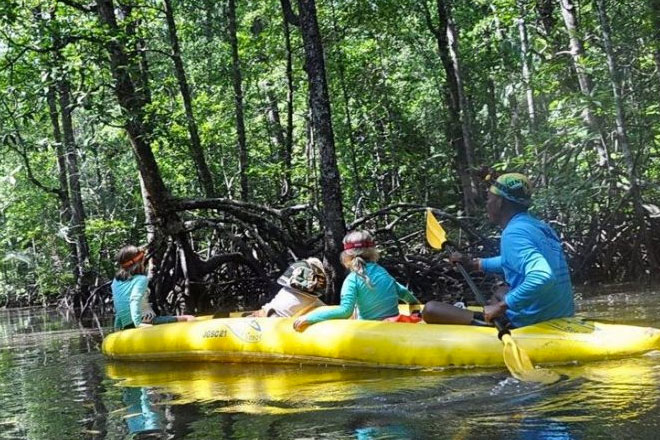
[383, 314, 422, 324]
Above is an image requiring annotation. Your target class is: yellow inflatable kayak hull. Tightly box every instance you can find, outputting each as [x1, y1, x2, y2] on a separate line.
[101, 314, 660, 369]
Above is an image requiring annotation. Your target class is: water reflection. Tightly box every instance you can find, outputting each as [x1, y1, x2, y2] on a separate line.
[443, 356, 660, 439]
[1, 288, 660, 439]
[0, 308, 107, 439]
[106, 361, 457, 413]
[354, 423, 416, 440]
[104, 355, 660, 439]
[121, 387, 163, 437]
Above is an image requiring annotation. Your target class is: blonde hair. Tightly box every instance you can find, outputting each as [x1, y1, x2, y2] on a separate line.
[114, 245, 146, 281]
[340, 230, 379, 286]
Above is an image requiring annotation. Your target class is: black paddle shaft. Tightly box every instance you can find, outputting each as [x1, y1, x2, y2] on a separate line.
[446, 244, 510, 338]
[453, 262, 488, 305]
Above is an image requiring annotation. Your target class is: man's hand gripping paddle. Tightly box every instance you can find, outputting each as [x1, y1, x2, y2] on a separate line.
[426, 209, 560, 385]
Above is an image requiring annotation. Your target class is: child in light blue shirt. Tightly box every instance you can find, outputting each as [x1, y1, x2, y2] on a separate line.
[111, 245, 193, 330]
[293, 231, 420, 331]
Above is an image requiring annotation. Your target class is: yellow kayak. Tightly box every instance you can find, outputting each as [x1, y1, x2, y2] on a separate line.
[102, 308, 660, 369]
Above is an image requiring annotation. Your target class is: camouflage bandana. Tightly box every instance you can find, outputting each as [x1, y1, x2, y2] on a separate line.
[489, 173, 532, 207]
[277, 261, 325, 297]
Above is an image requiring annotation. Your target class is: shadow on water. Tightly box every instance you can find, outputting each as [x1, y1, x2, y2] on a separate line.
[1, 286, 660, 439]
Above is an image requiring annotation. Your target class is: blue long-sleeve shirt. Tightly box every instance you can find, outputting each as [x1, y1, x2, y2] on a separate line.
[480, 212, 574, 327]
[112, 275, 148, 329]
[305, 262, 419, 324]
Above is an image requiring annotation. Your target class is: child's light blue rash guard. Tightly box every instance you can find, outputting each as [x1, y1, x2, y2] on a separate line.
[112, 275, 148, 329]
[305, 262, 419, 324]
[481, 212, 574, 327]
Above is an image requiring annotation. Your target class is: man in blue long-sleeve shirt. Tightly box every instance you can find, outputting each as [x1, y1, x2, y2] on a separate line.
[423, 173, 574, 327]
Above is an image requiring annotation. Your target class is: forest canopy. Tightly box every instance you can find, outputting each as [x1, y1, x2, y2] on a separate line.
[0, 0, 659, 311]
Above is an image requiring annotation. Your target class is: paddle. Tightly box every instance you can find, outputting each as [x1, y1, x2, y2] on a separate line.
[425, 209, 560, 385]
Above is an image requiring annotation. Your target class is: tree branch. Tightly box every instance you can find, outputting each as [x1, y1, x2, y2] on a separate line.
[279, 0, 300, 26]
[172, 197, 310, 218]
[422, 1, 440, 38]
[347, 203, 484, 241]
[0, 98, 63, 197]
[5, 143, 63, 197]
[56, 0, 97, 13]
[0, 46, 30, 71]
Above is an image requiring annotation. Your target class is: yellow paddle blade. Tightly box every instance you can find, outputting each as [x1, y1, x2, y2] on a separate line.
[426, 209, 447, 250]
[501, 334, 561, 384]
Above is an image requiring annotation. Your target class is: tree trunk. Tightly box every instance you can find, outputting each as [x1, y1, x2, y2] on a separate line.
[594, 0, 630, 173]
[96, 0, 219, 311]
[163, 0, 215, 198]
[120, 4, 151, 107]
[95, 0, 177, 227]
[282, 9, 295, 194]
[136, 36, 152, 105]
[139, 173, 163, 282]
[536, 0, 556, 39]
[58, 65, 90, 294]
[227, 0, 249, 201]
[295, 0, 347, 302]
[261, 82, 287, 154]
[305, 106, 317, 220]
[649, 0, 660, 84]
[558, 0, 611, 169]
[44, 6, 89, 292]
[330, 0, 363, 205]
[596, 0, 659, 270]
[34, 7, 81, 285]
[517, 2, 536, 128]
[485, 4, 502, 155]
[508, 93, 523, 157]
[371, 37, 402, 204]
[46, 84, 72, 224]
[486, 76, 497, 144]
[259, 80, 291, 199]
[518, 2, 547, 185]
[46, 81, 81, 281]
[445, 8, 476, 173]
[374, 118, 392, 205]
[204, 0, 215, 82]
[424, 0, 477, 214]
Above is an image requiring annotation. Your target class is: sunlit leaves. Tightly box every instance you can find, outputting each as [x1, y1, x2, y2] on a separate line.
[0, 0, 659, 301]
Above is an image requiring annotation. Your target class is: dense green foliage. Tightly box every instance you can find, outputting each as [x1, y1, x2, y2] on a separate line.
[0, 0, 659, 306]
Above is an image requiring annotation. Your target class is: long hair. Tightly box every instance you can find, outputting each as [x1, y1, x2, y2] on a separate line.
[340, 230, 379, 287]
[114, 245, 146, 281]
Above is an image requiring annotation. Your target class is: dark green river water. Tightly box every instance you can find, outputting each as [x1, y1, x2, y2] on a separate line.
[1, 286, 660, 439]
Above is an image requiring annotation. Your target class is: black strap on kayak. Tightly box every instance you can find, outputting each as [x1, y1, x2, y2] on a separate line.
[496, 326, 510, 341]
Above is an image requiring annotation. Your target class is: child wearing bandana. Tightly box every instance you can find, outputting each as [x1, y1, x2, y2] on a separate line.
[111, 245, 194, 330]
[252, 257, 327, 318]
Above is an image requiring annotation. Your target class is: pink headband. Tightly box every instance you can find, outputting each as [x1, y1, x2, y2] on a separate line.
[343, 240, 375, 250]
